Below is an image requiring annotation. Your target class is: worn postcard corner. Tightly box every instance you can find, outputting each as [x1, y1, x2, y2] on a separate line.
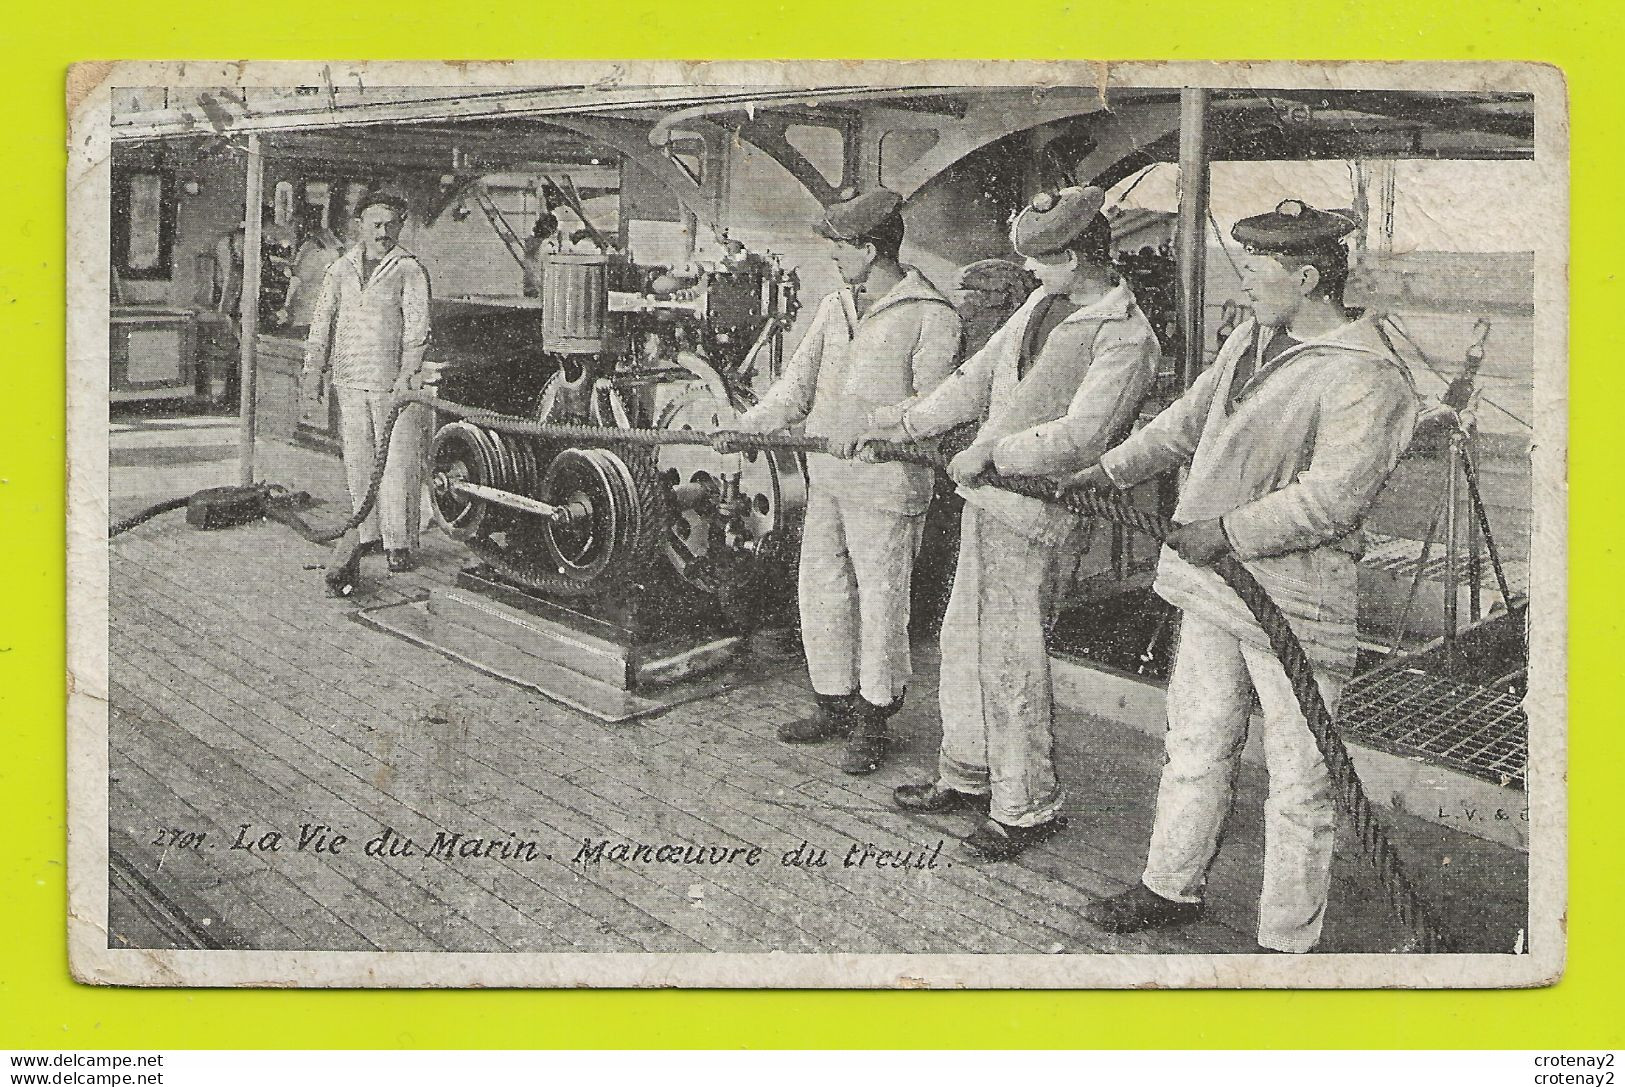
[67, 58, 1566, 990]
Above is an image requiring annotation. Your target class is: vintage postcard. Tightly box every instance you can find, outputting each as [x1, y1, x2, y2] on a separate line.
[66, 59, 1567, 988]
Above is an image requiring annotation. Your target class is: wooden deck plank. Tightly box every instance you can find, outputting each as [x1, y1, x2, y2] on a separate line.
[460, 683, 1071, 954]
[111, 539, 767, 952]
[110, 597, 606, 951]
[648, 684, 1242, 954]
[111, 631, 491, 952]
[108, 672, 415, 951]
[110, 585, 670, 953]
[118, 522, 1191, 953]
[115, 575, 872, 955]
[126, 523, 949, 942]
[106, 519, 1258, 954]
[174, 532, 1053, 948]
[107, 735, 304, 950]
[113, 622, 647, 954]
[637, 682, 1230, 952]
[110, 726, 334, 950]
[116, 529, 1007, 953]
[676, 670, 1303, 945]
[111, 533, 763, 953]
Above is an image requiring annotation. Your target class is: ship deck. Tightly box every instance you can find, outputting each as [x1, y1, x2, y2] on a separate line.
[103, 408, 1529, 956]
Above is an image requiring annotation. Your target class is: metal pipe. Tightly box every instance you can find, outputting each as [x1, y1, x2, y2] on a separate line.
[1460, 442, 1515, 607]
[648, 102, 745, 150]
[1467, 479, 1483, 622]
[1376, 160, 1397, 255]
[681, 208, 698, 263]
[1443, 430, 1463, 646]
[237, 133, 265, 486]
[1176, 88, 1211, 393]
[449, 480, 585, 523]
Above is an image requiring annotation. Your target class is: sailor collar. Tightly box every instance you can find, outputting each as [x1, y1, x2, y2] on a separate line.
[1017, 280, 1138, 328]
[1229, 314, 1394, 404]
[342, 244, 413, 285]
[1067, 280, 1138, 323]
[839, 267, 950, 332]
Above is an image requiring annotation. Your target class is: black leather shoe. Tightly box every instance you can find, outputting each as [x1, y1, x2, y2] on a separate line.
[386, 549, 416, 573]
[839, 724, 887, 775]
[893, 782, 990, 814]
[960, 815, 1066, 860]
[324, 550, 362, 598]
[359, 539, 384, 557]
[778, 693, 855, 744]
[1082, 883, 1204, 933]
[838, 695, 905, 775]
[323, 565, 357, 598]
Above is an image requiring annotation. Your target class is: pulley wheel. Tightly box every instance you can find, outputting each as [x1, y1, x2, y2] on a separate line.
[535, 446, 646, 585]
[486, 428, 522, 493]
[512, 435, 542, 497]
[428, 421, 497, 541]
[465, 441, 668, 598]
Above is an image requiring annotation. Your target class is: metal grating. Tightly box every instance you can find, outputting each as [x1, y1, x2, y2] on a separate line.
[1338, 666, 1528, 789]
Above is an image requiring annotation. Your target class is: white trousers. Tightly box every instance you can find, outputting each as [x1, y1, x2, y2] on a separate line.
[936, 505, 1080, 828]
[335, 386, 427, 551]
[1141, 612, 1347, 953]
[798, 485, 925, 706]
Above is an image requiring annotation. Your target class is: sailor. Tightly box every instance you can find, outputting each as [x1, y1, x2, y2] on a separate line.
[714, 188, 962, 774]
[277, 207, 346, 331]
[303, 193, 436, 574]
[908, 258, 1040, 640]
[954, 257, 1038, 356]
[1070, 199, 1419, 951]
[857, 185, 1160, 860]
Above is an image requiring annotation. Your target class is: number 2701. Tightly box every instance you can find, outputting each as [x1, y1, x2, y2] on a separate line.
[152, 827, 207, 849]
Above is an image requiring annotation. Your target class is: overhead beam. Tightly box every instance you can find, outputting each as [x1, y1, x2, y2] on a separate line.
[262, 129, 609, 173]
[1267, 90, 1535, 142]
[535, 113, 729, 236]
[875, 89, 1112, 198]
[111, 84, 911, 140]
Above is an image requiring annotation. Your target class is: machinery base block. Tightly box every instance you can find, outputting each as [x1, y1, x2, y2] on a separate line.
[355, 588, 754, 724]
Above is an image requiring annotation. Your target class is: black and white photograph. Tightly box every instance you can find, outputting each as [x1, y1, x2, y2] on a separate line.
[66, 59, 1567, 988]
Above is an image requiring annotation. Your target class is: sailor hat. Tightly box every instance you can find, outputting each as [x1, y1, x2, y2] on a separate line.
[1010, 185, 1108, 260]
[814, 187, 905, 242]
[1231, 199, 1358, 253]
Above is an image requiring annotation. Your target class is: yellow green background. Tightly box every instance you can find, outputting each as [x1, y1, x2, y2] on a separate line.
[1, 1, 1614, 1049]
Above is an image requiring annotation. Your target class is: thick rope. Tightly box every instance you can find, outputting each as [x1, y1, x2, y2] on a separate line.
[108, 495, 191, 538]
[389, 395, 1450, 949]
[268, 397, 424, 544]
[476, 395, 1457, 949]
[979, 474, 1451, 952]
[122, 391, 1449, 950]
